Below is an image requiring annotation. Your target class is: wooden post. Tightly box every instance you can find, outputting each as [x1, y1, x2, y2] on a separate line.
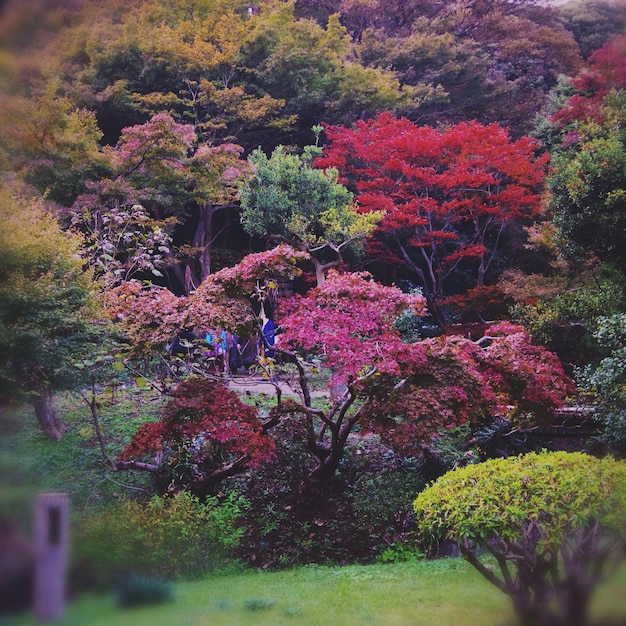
[34, 493, 69, 622]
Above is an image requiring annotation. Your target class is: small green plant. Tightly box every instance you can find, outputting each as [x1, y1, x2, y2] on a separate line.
[115, 573, 174, 608]
[351, 464, 428, 559]
[244, 597, 276, 611]
[282, 604, 304, 617]
[376, 542, 419, 563]
[214, 598, 233, 610]
[578, 312, 626, 455]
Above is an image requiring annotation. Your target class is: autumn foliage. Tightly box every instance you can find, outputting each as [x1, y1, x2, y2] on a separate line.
[359, 337, 496, 455]
[271, 262, 573, 489]
[552, 35, 626, 126]
[105, 244, 307, 356]
[477, 322, 575, 423]
[358, 322, 574, 455]
[277, 269, 427, 382]
[112, 247, 575, 493]
[317, 113, 548, 326]
[119, 378, 275, 497]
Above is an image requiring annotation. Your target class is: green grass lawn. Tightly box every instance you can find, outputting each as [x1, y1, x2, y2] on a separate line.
[6, 559, 626, 626]
[7, 560, 511, 626]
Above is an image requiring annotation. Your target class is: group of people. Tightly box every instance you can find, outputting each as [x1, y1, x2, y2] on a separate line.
[166, 308, 276, 376]
[203, 329, 244, 374]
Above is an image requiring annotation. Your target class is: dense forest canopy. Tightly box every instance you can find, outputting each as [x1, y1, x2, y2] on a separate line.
[0, 0, 624, 365]
[2, 0, 622, 294]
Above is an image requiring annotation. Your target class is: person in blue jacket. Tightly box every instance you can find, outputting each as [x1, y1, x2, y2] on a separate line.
[259, 307, 275, 358]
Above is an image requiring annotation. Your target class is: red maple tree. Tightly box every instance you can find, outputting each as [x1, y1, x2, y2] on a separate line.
[109, 246, 574, 494]
[552, 35, 626, 127]
[117, 378, 275, 497]
[272, 270, 572, 491]
[277, 269, 427, 383]
[316, 113, 548, 327]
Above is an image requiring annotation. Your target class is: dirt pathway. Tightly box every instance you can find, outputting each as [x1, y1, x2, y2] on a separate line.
[225, 375, 328, 399]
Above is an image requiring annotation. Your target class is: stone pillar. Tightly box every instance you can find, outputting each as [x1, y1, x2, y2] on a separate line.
[34, 493, 69, 622]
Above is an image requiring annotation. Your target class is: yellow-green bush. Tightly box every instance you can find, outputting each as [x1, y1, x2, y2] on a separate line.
[414, 451, 626, 626]
[74, 491, 246, 586]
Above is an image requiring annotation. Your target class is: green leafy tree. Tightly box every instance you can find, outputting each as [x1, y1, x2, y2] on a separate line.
[4, 0, 410, 152]
[0, 89, 111, 206]
[321, 0, 581, 136]
[0, 182, 101, 438]
[578, 313, 626, 455]
[115, 1, 292, 148]
[560, 0, 626, 59]
[548, 90, 626, 275]
[414, 451, 626, 626]
[513, 47, 626, 364]
[356, 22, 483, 121]
[239, 144, 381, 285]
[503, 253, 626, 366]
[239, 2, 419, 144]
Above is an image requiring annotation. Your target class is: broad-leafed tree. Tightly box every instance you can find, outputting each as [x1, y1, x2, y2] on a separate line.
[318, 113, 547, 327]
[0, 181, 102, 438]
[239, 144, 380, 285]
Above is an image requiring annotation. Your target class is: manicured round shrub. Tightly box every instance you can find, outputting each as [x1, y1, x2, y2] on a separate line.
[413, 451, 626, 626]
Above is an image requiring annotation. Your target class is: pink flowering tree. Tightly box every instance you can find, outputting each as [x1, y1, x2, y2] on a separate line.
[105, 244, 307, 388]
[272, 270, 428, 489]
[102, 246, 305, 493]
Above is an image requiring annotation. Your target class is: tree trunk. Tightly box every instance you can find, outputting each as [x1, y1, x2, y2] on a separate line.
[31, 392, 66, 440]
[428, 295, 447, 331]
[510, 569, 593, 626]
[304, 412, 356, 493]
[476, 254, 486, 288]
[555, 583, 591, 626]
[165, 261, 187, 295]
[193, 201, 216, 282]
[305, 450, 342, 494]
[310, 255, 343, 287]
